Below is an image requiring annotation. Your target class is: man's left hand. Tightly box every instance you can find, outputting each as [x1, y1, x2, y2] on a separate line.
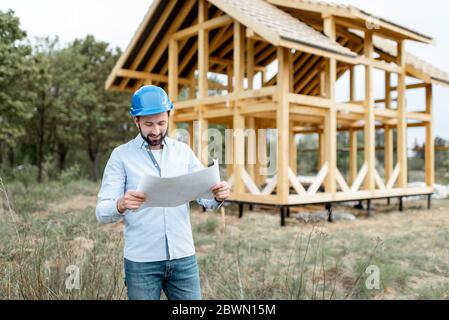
[211, 181, 230, 202]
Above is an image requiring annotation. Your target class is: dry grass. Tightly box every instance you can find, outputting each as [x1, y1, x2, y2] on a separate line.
[1, 176, 449, 300]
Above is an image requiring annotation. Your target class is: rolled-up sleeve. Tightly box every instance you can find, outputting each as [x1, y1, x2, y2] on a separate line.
[96, 149, 126, 224]
[187, 147, 222, 211]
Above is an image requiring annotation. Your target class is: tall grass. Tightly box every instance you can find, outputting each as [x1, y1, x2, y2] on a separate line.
[3, 176, 447, 300]
[0, 176, 125, 300]
[196, 216, 383, 300]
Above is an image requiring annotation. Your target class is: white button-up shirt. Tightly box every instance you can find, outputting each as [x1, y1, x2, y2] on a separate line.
[95, 134, 220, 262]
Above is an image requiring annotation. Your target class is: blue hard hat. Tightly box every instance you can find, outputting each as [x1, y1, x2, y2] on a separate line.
[130, 85, 174, 117]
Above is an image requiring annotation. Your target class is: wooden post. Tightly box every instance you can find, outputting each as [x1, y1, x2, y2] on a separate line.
[189, 77, 196, 99]
[277, 46, 291, 203]
[397, 40, 408, 188]
[246, 37, 256, 182]
[261, 69, 267, 88]
[323, 15, 337, 193]
[364, 30, 375, 191]
[198, 0, 208, 97]
[349, 66, 356, 102]
[256, 121, 267, 188]
[227, 66, 233, 93]
[187, 122, 194, 149]
[349, 67, 357, 185]
[425, 83, 434, 187]
[168, 39, 178, 138]
[198, 0, 209, 165]
[320, 71, 326, 97]
[384, 72, 394, 183]
[226, 124, 234, 178]
[289, 121, 297, 175]
[318, 131, 325, 171]
[349, 129, 358, 185]
[289, 51, 295, 93]
[233, 21, 245, 195]
[247, 38, 255, 90]
[247, 117, 256, 181]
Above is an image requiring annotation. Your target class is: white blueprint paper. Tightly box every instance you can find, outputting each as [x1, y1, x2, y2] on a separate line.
[136, 159, 220, 208]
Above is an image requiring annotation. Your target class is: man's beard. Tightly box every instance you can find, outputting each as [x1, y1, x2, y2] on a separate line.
[137, 119, 169, 148]
[142, 127, 168, 147]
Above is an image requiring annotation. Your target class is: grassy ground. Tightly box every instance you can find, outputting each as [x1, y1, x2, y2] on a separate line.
[1, 177, 449, 300]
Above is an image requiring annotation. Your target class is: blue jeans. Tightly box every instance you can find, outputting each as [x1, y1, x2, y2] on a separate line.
[124, 255, 202, 300]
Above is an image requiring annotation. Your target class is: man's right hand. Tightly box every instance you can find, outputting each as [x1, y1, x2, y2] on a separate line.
[117, 191, 147, 214]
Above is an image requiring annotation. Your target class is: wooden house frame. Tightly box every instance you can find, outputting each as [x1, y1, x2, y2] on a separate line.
[106, 0, 449, 225]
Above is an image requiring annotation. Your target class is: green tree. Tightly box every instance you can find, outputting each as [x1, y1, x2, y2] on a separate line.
[24, 37, 62, 182]
[0, 10, 34, 166]
[69, 35, 132, 181]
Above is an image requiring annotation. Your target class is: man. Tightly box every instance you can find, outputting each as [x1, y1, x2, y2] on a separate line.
[95, 85, 230, 300]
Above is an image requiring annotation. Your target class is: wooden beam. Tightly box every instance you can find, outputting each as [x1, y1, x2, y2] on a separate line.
[247, 117, 256, 182]
[364, 30, 375, 191]
[407, 112, 432, 122]
[323, 15, 337, 194]
[255, 120, 267, 187]
[168, 40, 179, 101]
[349, 129, 358, 185]
[197, 0, 209, 165]
[290, 121, 298, 175]
[168, 39, 178, 138]
[288, 93, 331, 109]
[247, 38, 255, 90]
[384, 71, 394, 185]
[198, 0, 209, 99]
[105, 0, 163, 90]
[134, 0, 196, 90]
[277, 46, 291, 203]
[397, 40, 408, 188]
[118, 0, 178, 90]
[233, 21, 245, 195]
[233, 22, 245, 92]
[318, 132, 325, 171]
[162, 8, 221, 77]
[349, 66, 356, 101]
[390, 82, 427, 91]
[425, 83, 434, 187]
[170, 15, 232, 40]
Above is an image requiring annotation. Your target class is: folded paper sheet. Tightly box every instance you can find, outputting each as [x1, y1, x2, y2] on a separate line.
[136, 159, 220, 208]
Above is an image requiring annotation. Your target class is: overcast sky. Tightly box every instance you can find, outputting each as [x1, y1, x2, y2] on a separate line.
[1, 0, 448, 144]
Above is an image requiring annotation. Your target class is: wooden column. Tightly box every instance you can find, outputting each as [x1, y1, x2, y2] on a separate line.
[364, 30, 375, 191]
[227, 66, 233, 93]
[168, 39, 178, 137]
[323, 15, 337, 193]
[247, 117, 256, 181]
[277, 46, 291, 203]
[397, 40, 408, 188]
[289, 51, 295, 93]
[318, 131, 325, 171]
[187, 122, 194, 149]
[349, 129, 358, 185]
[256, 121, 267, 188]
[425, 83, 434, 187]
[349, 66, 356, 102]
[247, 38, 255, 90]
[233, 21, 245, 195]
[246, 38, 256, 182]
[197, 0, 209, 165]
[289, 121, 298, 175]
[226, 124, 234, 178]
[384, 72, 394, 183]
[348, 67, 357, 185]
[261, 69, 267, 88]
[189, 77, 196, 99]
